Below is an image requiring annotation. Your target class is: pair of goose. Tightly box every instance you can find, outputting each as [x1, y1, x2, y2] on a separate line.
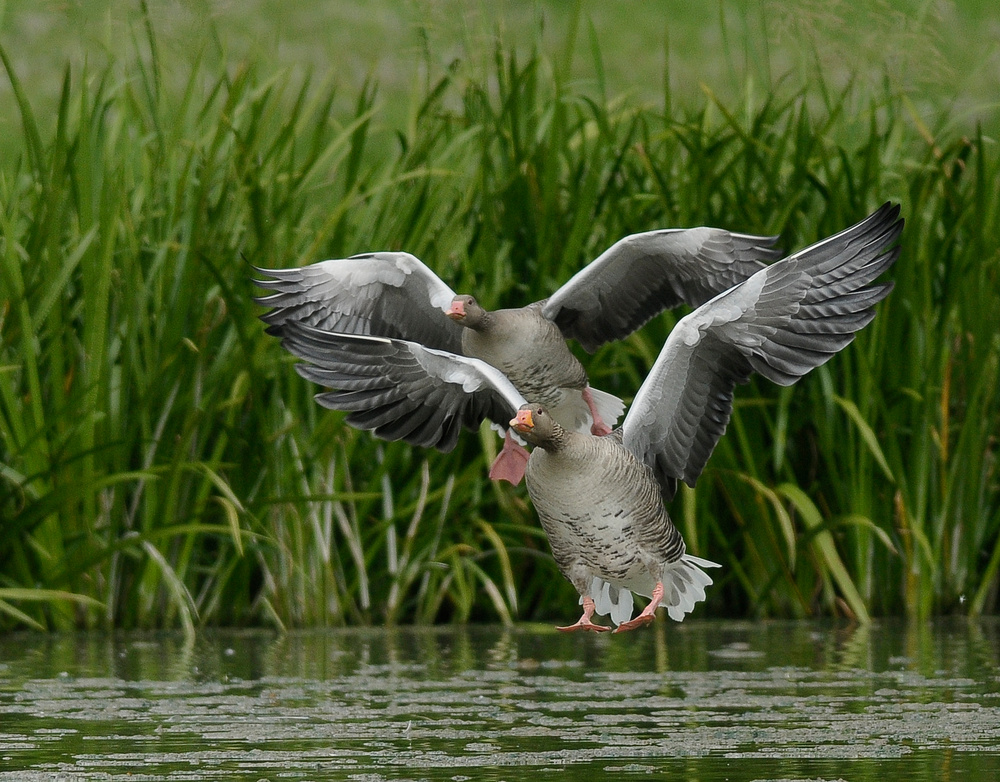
[255, 204, 902, 632]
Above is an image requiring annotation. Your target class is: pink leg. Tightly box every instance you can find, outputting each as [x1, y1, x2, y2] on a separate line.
[582, 386, 612, 436]
[557, 596, 610, 633]
[488, 430, 530, 485]
[613, 581, 664, 633]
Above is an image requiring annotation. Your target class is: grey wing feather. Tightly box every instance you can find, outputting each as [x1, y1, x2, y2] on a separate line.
[253, 251, 464, 353]
[278, 322, 526, 451]
[622, 203, 902, 497]
[542, 228, 782, 352]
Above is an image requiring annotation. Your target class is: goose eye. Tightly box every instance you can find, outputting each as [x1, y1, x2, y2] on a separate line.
[535, 407, 543, 416]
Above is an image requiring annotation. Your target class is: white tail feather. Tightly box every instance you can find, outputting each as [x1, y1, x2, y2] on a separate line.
[551, 386, 625, 434]
[583, 577, 635, 626]
[609, 585, 634, 626]
[662, 555, 721, 622]
[588, 386, 625, 430]
[583, 555, 721, 626]
[580, 554, 722, 625]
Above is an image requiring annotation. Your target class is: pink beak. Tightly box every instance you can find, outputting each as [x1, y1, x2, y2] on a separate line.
[510, 409, 533, 431]
[447, 300, 465, 320]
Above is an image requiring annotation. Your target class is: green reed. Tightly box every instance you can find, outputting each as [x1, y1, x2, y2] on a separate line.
[0, 16, 996, 632]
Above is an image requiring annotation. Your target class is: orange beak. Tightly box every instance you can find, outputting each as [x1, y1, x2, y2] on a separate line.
[510, 408, 533, 432]
[446, 300, 465, 320]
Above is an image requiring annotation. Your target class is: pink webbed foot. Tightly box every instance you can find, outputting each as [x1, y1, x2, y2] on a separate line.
[581, 386, 612, 436]
[612, 613, 655, 633]
[590, 421, 613, 437]
[556, 596, 610, 632]
[612, 581, 664, 634]
[488, 430, 530, 485]
[558, 620, 611, 633]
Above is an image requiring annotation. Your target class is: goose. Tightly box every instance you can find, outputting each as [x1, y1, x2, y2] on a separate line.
[272, 203, 903, 631]
[254, 227, 782, 483]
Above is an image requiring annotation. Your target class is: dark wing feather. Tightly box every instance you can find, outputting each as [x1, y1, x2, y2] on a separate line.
[622, 203, 902, 498]
[279, 323, 526, 451]
[254, 252, 464, 353]
[542, 228, 782, 352]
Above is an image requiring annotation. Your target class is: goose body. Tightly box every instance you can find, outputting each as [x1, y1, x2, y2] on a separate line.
[523, 425, 717, 627]
[525, 430, 679, 591]
[459, 303, 586, 404]
[270, 204, 903, 630]
[451, 300, 621, 434]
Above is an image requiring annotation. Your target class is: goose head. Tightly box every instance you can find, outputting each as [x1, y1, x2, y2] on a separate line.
[510, 404, 564, 449]
[447, 294, 487, 329]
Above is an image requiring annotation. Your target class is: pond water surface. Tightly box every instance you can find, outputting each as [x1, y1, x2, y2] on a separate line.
[1, 618, 999, 780]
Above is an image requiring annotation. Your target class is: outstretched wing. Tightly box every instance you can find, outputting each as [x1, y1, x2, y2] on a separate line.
[622, 203, 902, 497]
[279, 322, 526, 451]
[542, 228, 782, 352]
[254, 252, 464, 353]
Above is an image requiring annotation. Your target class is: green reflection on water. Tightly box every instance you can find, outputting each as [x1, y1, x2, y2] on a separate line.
[1, 618, 998, 781]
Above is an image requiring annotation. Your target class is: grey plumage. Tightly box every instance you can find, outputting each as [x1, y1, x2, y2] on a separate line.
[514, 413, 717, 627]
[254, 227, 782, 435]
[254, 252, 464, 353]
[542, 227, 782, 352]
[448, 298, 610, 431]
[280, 327, 526, 452]
[273, 203, 902, 629]
[623, 202, 902, 499]
[521, 420, 715, 624]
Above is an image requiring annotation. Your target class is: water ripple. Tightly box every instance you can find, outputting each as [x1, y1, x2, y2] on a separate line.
[0, 619, 998, 780]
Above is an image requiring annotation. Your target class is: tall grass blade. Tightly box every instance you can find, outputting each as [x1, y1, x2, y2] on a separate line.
[778, 484, 871, 623]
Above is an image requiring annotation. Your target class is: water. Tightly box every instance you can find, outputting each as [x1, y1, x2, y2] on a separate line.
[1, 618, 999, 780]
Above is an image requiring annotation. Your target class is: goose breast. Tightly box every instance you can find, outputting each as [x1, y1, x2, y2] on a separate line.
[524, 433, 685, 596]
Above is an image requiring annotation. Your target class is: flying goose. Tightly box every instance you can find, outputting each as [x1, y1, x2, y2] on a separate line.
[273, 203, 903, 631]
[254, 227, 782, 483]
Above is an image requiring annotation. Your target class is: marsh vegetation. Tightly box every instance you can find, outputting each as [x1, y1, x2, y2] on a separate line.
[1, 2, 997, 633]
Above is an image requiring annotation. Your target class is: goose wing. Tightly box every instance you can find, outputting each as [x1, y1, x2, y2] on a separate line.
[278, 322, 526, 451]
[254, 252, 463, 353]
[621, 203, 902, 498]
[542, 228, 782, 352]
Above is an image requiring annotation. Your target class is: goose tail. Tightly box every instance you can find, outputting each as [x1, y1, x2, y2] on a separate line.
[584, 577, 635, 627]
[552, 386, 625, 434]
[662, 554, 721, 622]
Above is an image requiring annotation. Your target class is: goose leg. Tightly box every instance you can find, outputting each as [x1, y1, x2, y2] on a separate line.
[488, 430, 530, 485]
[582, 386, 613, 436]
[613, 582, 664, 633]
[557, 596, 610, 633]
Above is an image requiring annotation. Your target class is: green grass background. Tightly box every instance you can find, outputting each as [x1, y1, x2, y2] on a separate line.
[3, 0, 999, 160]
[1, 0, 998, 635]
